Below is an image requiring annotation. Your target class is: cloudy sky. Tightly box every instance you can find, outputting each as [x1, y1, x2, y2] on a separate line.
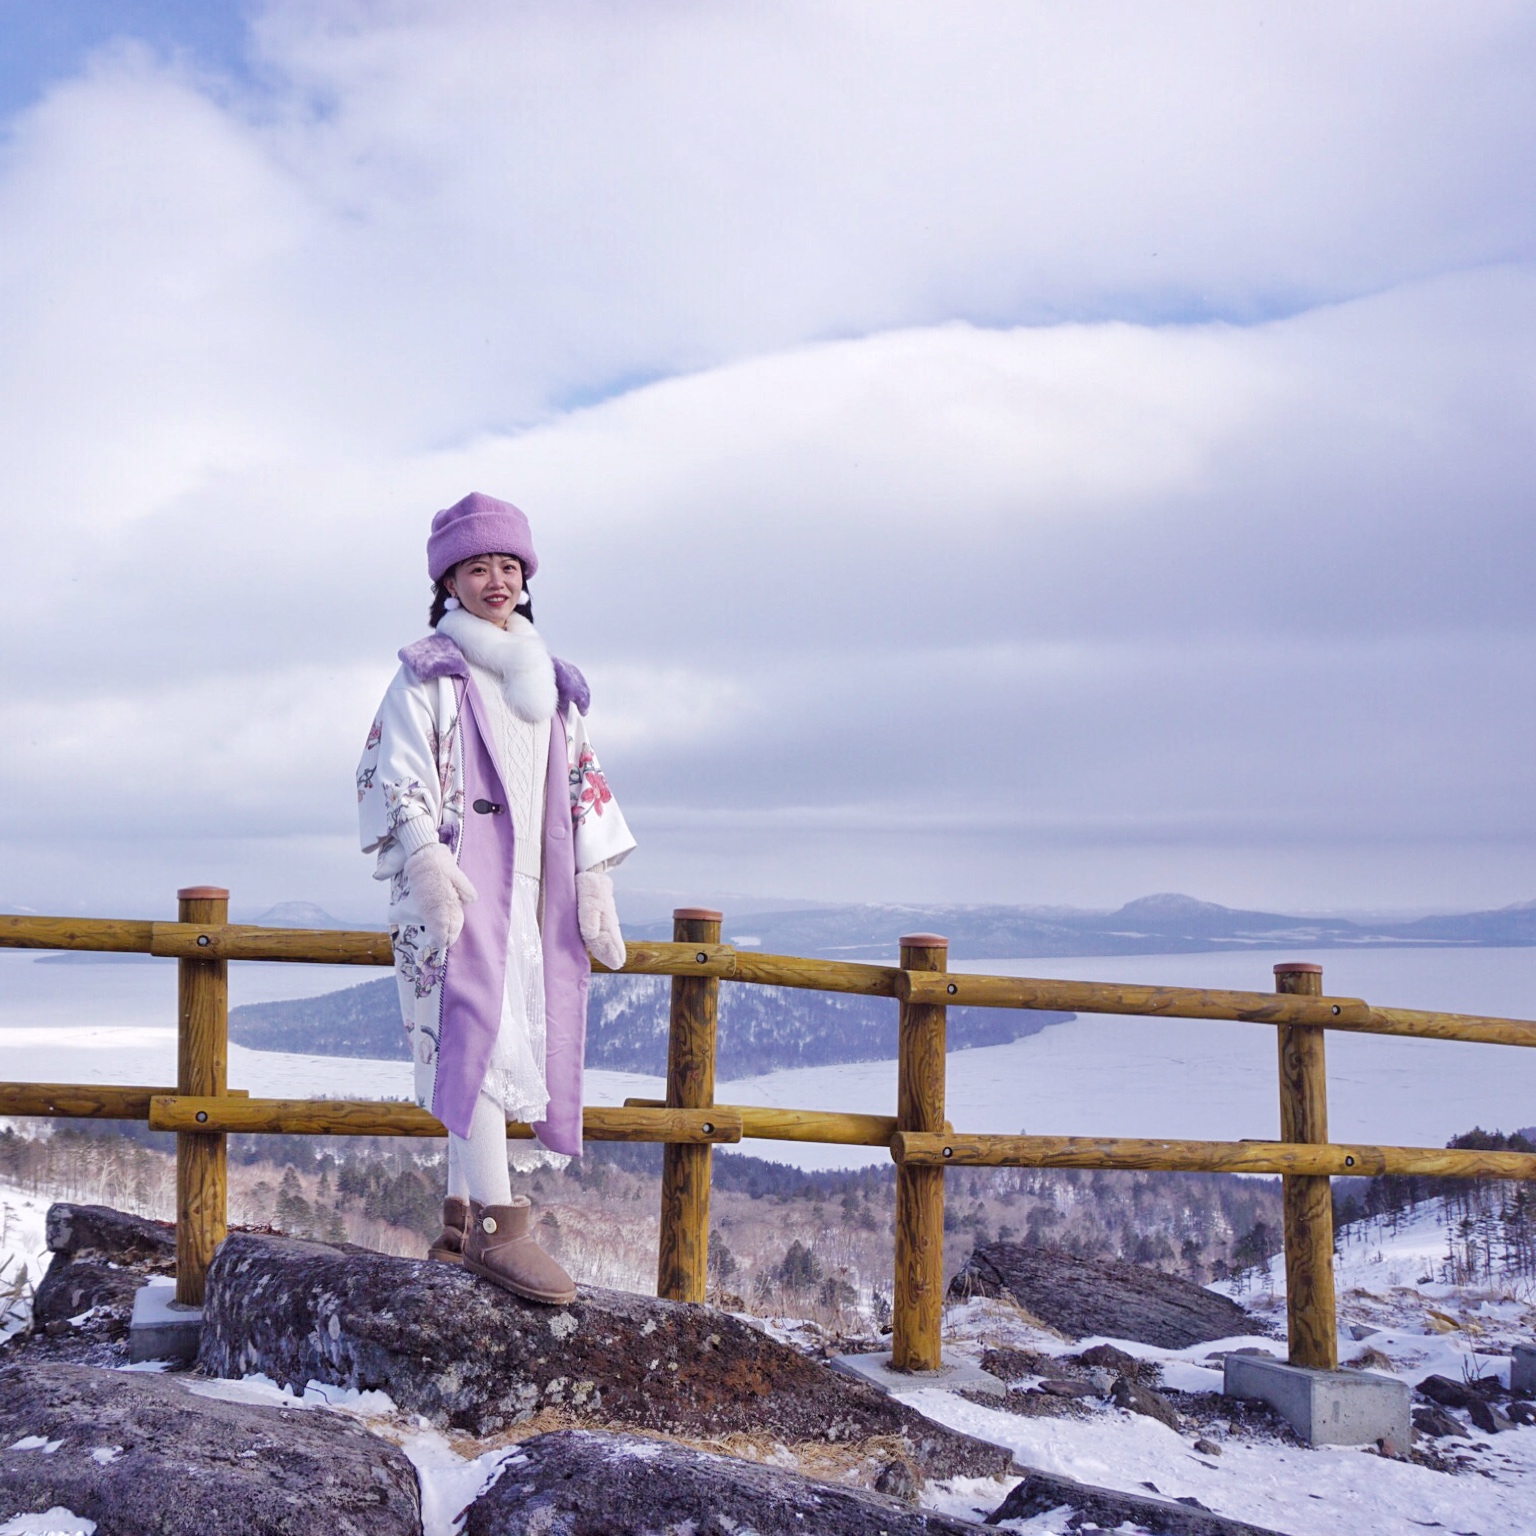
[2, 1, 1534, 924]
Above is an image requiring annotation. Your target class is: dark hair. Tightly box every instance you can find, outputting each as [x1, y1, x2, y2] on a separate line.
[429, 556, 533, 628]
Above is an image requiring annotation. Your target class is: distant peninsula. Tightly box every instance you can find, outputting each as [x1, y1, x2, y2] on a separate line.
[225, 889, 1536, 1069]
[229, 972, 1070, 1074]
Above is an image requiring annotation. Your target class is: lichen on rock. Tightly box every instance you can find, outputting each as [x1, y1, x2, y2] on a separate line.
[198, 1232, 1014, 1480]
[0, 1359, 420, 1536]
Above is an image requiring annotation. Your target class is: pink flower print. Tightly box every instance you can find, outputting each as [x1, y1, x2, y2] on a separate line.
[365, 718, 382, 752]
[573, 746, 612, 823]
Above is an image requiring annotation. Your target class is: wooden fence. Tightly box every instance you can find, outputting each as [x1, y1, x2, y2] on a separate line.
[6, 889, 1536, 1375]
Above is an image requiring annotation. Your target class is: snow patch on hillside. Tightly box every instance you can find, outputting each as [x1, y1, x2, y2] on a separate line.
[1217, 1198, 1536, 1365]
[0, 1179, 50, 1342]
[909, 1206, 1536, 1534]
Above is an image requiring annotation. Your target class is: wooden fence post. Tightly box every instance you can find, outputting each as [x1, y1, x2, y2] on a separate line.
[175, 886, 229, 1307]
[892, 933, 948, 1371]
[656, 907, 722, 1303]
[1275, 961, 1337, 1370]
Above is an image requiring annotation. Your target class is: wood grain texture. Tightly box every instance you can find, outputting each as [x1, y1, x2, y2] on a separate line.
[1274, 964, 1336, 1370]
[149, 1098, 741, 1142]
[732, 1106, 897, 1146]
[0, 1083, 173, 1119]
[890, 1132, 1536, 1179]
[0, 1084, 247, 1119]
[901, 969, 1536, 1047]
[893, 936, 947, 1374]
[176, 889, 228, 1308]
[1283, 1172, 1336, 1366]
[657, 912, 723, 1304]
[1348, 1007, 1536, 1049]
[149, 923, 395, 965]
[728, 952, 903, 997]
[625, 1099, 898, 1146]
[0, 915, 156, 953]
[593, 940, 737, 978]
[584, 1106, 741, 1143]
[900, 969, 1372, 1027]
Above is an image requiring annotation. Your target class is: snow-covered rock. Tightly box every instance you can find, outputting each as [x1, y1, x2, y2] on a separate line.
[24, 1205, 176, 1363]
[951, 1241, 1260, 1348]
[0, 1359, 420, 1535]
[987, 1464, 1291, 1535]
[197, 1231, 1014, 1481]
[460, 1430, 988, 1534]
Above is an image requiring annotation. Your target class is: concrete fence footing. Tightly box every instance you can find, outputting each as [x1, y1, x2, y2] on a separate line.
[1223, 1352, 1411, 1447]
[829, 1350, 1005, 1399]
[1513, 1343, 1536, 1395]
[128, 1281, 203, 1364]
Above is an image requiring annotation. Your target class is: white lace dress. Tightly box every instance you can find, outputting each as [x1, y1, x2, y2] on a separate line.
[467, 661, 567, 1173]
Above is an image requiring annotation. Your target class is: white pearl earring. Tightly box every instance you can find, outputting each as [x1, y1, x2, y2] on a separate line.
[516, 590, 531, 606]
[444, 596, 461, 610]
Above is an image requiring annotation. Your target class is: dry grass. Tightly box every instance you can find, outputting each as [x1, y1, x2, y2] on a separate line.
[391, 1410, 919, 1496]
[1346, 1346, 1395, 1372]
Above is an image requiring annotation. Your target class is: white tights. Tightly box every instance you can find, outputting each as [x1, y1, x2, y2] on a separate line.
[446, 1090, 514, 1208]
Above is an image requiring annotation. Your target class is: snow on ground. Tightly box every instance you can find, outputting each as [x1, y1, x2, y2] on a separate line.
[0, 1180, 51, 1343]
[6, 1150, 1535, 1529]
[7, 1178, 1534, 1526]
[396, 1429, 518, 1536]
[906, 1202, 1536, 1533]
[0, 1512, 97, 1534]
[147, 1372, 513, 1536]
[918, 1378, 1536, 1534]
[1217, 1197, 1536, 1370]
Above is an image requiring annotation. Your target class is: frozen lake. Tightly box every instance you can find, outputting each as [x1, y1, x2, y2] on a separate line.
[3, 945, 1535, 1171]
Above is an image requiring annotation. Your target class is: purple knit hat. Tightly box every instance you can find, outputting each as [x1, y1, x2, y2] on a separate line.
[427, 492, 539, 582]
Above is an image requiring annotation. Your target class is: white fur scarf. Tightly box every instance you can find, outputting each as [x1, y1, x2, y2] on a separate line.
[436, 608, 558, 723]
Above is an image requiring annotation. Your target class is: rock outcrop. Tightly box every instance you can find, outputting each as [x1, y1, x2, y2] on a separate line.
[199, 1232, 1013, 1481]
[984, 1467, 1291, 1536]
[951, 1242, 1256, 1349]
[1415, 1371, 1500, 1410]
[1415, 1370, 1527, 1434]
[1108, 1373, 1181, 1430]
[0, 1358, 420, 1536]
[30, 1262, 140, 1340]
[27, 1204, 177, 1357]
[43, 1204, 177, 1267]
[461, 1430, 989, 1534]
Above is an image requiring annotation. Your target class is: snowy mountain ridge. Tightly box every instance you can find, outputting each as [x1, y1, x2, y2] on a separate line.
[627, 892, 1536, 960]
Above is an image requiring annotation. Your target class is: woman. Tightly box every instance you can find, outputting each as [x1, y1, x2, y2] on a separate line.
[356, 492, 634, 1304]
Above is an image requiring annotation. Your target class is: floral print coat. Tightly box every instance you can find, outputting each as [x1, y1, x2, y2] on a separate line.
[356, 633, 635, 1149]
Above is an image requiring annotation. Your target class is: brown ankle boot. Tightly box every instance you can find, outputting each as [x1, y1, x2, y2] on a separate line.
[462, 1197, 576, 1305]
[428, 1196, 469, 1264]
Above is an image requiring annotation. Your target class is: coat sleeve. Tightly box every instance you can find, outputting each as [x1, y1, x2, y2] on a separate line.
[358, 666, 448, 876]
[566, 705, 637, 873]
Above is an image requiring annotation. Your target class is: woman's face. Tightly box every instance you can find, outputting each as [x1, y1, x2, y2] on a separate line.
[446, 553, 523, 628]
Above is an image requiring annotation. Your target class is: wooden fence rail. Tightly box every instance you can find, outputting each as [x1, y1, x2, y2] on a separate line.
[5, 896, 1536, 1374]
[890, 1131, 1536, 1179]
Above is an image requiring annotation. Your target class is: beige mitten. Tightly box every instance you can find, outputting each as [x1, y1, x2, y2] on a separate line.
[405, 842, 478, 955]
[576, 870, 626, 970]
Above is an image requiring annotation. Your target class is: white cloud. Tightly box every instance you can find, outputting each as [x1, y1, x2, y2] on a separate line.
[0, 663, 392, 838]
[1, 3, 1534, 914]
[245, 0, 1536, 342]
[5, 269, 1535, 909]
